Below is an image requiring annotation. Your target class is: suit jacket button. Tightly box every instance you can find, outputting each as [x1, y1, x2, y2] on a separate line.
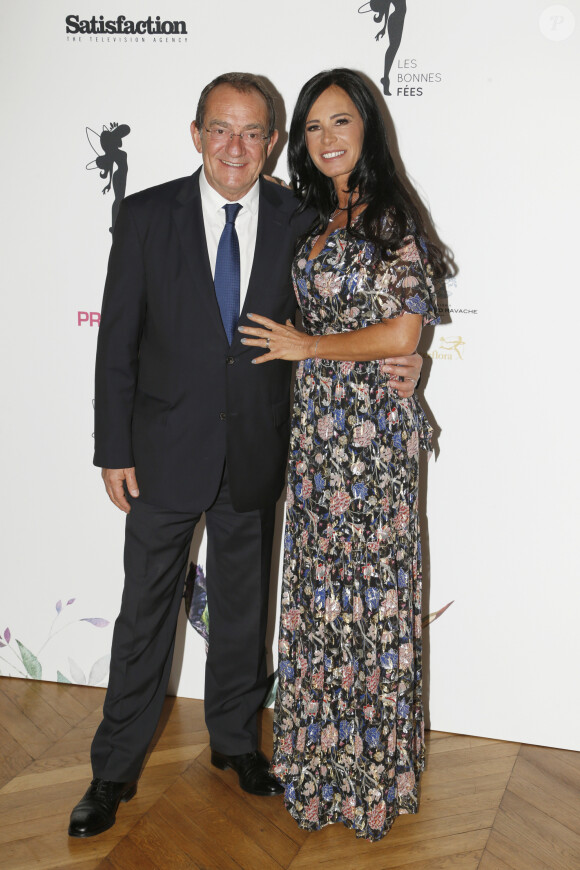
[226, 356, 234, 365]
[219, 412, 226, 421]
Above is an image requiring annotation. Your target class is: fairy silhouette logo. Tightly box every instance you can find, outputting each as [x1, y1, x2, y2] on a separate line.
[358, 0, 407, 96]
[86, 122, 130, 233]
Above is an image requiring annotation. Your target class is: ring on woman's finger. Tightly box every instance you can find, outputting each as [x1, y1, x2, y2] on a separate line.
[266, 337, 270, 347]
[406, 377, 417, 386]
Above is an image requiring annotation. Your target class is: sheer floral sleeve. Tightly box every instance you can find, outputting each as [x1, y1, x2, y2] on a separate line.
[373, 230, 440, 327]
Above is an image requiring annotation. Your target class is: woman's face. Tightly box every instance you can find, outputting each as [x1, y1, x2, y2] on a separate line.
[304, 85, 365, 194]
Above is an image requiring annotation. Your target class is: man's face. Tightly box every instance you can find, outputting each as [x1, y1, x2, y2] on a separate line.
[191, 84, 278, 200]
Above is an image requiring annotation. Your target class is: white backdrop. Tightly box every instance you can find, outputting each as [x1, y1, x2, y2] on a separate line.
[1, 0, 578, 751]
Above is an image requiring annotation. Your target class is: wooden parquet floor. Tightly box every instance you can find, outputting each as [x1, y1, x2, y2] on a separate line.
[0, 678, 578, 870]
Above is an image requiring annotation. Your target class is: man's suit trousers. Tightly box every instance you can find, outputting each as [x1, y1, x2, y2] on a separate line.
[90, 466, 275, 782]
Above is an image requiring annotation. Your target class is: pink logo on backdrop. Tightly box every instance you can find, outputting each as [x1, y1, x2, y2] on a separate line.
[78, 312, 100, 327]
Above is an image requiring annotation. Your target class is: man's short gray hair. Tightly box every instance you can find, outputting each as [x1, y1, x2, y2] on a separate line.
[195, 72, 276, 138]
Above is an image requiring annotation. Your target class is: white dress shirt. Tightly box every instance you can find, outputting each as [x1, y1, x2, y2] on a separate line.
[199, 169, 260, 312]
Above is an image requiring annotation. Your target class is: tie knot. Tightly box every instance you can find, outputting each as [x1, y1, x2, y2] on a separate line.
[223, 203, 242, 224]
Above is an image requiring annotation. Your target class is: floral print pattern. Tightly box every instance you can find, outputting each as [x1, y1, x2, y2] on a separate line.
[271, 217, 439, 841]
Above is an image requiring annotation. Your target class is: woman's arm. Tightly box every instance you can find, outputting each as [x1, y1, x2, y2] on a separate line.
[239, 311, 422, 363]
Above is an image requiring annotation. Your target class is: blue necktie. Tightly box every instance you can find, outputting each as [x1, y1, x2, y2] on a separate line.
[214, 203, 242, 344]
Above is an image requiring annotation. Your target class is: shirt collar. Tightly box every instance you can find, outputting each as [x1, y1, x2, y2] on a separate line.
[199, 168, 260, 217]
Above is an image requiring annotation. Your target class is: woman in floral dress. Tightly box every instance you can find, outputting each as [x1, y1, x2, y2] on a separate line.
[239, 69, 445, 841]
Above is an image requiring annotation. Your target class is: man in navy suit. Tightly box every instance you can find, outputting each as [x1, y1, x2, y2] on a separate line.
[69, 72, 422, 837]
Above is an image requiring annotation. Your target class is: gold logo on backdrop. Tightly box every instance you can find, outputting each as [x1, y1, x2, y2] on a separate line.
[428, 336, 466, 361]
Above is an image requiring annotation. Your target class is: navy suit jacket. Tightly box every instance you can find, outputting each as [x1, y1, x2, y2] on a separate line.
[94, 169, 313, 512]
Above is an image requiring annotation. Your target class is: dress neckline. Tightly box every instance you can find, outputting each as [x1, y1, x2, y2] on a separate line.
[306, 214, 363, 263]
[306, 225, 347, 263]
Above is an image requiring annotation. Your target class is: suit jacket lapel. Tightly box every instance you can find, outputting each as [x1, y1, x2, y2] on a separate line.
[230, 178, 286, 352]
[172, 169, 227, 340]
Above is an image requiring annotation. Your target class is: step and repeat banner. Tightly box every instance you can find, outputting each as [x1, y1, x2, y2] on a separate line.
[1, 1, 578, 751]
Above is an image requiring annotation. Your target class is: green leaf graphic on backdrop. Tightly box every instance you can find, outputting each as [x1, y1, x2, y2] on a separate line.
[16, 640, 42, 679]
[89, 654, 110, 686]
[68, 658, 86, 685]
[262, 671, 278, 709]
[57, 671, 71, 684]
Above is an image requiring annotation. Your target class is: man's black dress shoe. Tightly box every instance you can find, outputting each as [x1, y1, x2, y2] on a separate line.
[68, 778, 137, 837]
[211, 749, 283, 796]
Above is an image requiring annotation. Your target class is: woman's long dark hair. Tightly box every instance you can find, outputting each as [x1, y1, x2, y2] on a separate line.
[289, 68, 447, 278]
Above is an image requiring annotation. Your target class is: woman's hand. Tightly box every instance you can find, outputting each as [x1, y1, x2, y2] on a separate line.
[239, 314, 314, 363]
[383, 352, 423, 398]
[262, 175, 292, 190]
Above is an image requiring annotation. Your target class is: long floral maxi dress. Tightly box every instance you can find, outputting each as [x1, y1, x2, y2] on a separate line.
[271, 220, 439, 841]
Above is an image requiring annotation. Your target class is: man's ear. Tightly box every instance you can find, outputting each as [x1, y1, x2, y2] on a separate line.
[265, 129, 279, 159]
[190, 121, 202, 154]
